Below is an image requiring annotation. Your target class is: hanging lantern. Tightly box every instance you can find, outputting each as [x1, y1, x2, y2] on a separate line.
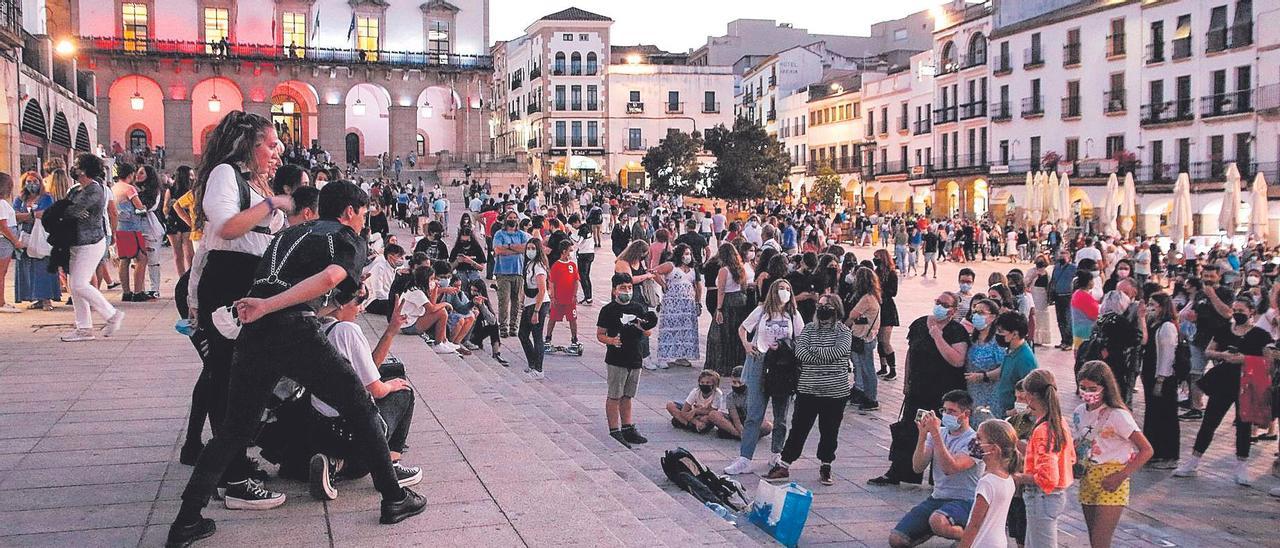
[352, 98, 366, 116]
[208, 94, 221, 112]
[130, 92, 144, 111]
[282, 101, 295, 115]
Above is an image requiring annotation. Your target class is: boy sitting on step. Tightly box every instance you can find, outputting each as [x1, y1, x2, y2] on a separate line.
[666, 370, 725, 434]
[708, 366, 773, 441]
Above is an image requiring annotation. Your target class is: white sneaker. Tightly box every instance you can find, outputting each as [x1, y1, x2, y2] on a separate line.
[60, 328, 96, 342]
[102, 310, 125, 338]
[433, 341, 459, 354]
[658, 361, 670, 369]
[532, 370, 546, 381]
[1173, 458, 1200, 477]
[1234, 462, 1251, 486]
[0, 304, 21, 313]
[642, 361, 658, 370]
[724, 456, 753, 475]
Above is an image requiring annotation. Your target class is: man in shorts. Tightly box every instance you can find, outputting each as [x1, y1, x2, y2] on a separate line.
[596, 273, 657, 448]
[889, 390, 981, 548]
[544, 240, 581, 354]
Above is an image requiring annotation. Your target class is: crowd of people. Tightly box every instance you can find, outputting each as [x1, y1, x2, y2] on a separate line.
[6, 107, 1280, 548]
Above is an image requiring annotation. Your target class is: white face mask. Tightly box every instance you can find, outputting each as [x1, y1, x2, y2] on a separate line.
[777, 290, 792, 303]
[525, 249, 538, 259]
[1247, 275, 1261, 286]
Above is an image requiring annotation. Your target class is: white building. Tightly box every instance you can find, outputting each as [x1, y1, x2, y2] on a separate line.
[795, 72, 868, 200]
[859, 51, 937, 214]
[928, 0, 993, 218]
[4, 0, 98, 175]
[490, 8, 732, 186]
[688, 14, 934, 73]
[736, 43, 859, 135]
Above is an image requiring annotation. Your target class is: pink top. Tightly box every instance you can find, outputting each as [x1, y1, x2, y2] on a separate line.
[1071, 289, 1099, 320]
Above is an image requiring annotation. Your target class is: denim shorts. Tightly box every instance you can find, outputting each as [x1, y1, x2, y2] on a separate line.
[893, 496, 973, 543]
[0, 234, 14, 258]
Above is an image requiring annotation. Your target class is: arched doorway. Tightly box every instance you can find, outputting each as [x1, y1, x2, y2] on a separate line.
[108, 75, 165, 151]
[345, 132, 361, 166]
[269, 81, 320, 147]
[272, 96, 304, 144]
[129, 128, 149, 150]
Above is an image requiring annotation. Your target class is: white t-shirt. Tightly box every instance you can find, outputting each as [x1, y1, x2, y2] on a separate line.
[573, 231, 595, 255]
[0, 200, 16, 229]
[1071, 404, 1140, 465]
[524, 263, 547, 306]
[741, 307, 804, 353]
[201, 163, 281, 256]
[363, 255, 397, 301]
[683, 387, 724, 411]
[967, 474, 1015, 548]
[699, 216, 713, 233]
[313, 320, 380, 417]
[1074, 246, 1102, 265]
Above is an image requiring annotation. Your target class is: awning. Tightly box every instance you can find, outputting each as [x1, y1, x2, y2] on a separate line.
[569, 156, 599, 170]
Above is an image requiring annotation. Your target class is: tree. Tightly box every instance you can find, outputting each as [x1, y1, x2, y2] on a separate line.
[641, 130, 705, 195]
[809, 166, 841, 205]
[703, 118, 792, 199]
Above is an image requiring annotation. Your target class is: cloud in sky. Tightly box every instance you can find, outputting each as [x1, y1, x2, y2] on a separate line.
[490, 0, 945, 52]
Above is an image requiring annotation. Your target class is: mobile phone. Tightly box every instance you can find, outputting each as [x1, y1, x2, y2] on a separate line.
[916, 409, 930, 421]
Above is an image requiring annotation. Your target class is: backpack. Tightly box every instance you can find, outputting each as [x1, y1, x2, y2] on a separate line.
[1171, 333, 1191, 382]
[661, 448, 751, 512]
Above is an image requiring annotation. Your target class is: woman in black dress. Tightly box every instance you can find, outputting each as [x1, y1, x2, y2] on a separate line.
[873, 248, 900, 380]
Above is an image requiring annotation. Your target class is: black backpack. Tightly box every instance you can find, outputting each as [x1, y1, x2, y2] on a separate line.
[661, 448, 750, 512]
[763, 340, 799, 397]
[1171, 333, 1191, 382]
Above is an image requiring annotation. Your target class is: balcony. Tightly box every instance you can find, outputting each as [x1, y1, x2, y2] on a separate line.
[1020, 96, 1044, 118]
[77, 36, 493, 70]
[1105, 33, 1126, 58]
[937, 56, 961, 76]
[0, 0, 20, 48]
[959, 101, 987, 120]
[933, 106, 958, 125]
[1258, 84, 1280, 114]
[1104, 90, 1127, 114]
[1061, 96, 1081, 119]
[1132, 161, 1272, 184]
[586, 101, 598, 111]
[1062, 43, 1081, 67]
[508, 111, 519, 121]
[1172, 37, 1192, 60]
[1200, 90, 1253, 118]
[897, 116, 910, 133]
[768, 75, 776, 88]
[767, 109, 777, 122]
[626, 102, 644, 114]
[962, 53, 987, 70]
[527, 103, 541, 114]
[1140, 99, 1195, 126]
[570, 101, 582, 111]
[805, 157, 860, 176]
[1207, 22, 1253, 53]
[665, 102, 683, 114]
[554, 101, 566, 111]
[933, 154, 989, 176]
[1145, 42, 1165, 64]
[872, 160, 911, 177]
[992, 53, 1012, 76]
[510, 77, 522, 90]
[877, 121, 888, 135]
[529, 66, 542, 79]
[990, 101, 1012, 121]
[1022, 48, 1044, 70]
[527, 138, 538, 149]
[913, 119, 932, 135]
[552, 67, 565, 76]
[992, 159, 1035, 176]
[625, 139, 648, 151]
[702, 102, 720, 113]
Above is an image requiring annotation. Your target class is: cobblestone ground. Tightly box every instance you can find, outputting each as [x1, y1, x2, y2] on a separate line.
[1, 202, 1278, 546]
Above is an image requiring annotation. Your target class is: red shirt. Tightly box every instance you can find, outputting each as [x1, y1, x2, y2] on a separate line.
[549, 260, 579, 304]
[480, 210, 498, 237]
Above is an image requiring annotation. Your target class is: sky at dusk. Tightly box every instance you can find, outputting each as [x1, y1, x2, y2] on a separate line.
[490, 0, 946, 52]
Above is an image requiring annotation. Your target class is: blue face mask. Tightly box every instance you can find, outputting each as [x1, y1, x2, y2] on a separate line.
[959, 283, 973, 294]
[940, 413, 961, 432]
[933, 304, 950, 321]
[971, 314, 988, 330]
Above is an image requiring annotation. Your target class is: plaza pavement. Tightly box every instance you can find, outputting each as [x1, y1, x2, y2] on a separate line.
[1, 195, 1278, 546]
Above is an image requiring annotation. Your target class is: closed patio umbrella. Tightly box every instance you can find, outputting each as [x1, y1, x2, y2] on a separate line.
[1120, 172, 1138, 237]
[1023, 171, 1035, 228]
[1098, 173, 1120, 237]
[1058, 172, 1072, 227]
[1218, 163, 1242, 237]
[1045, 171, 1060, 227]
[1169, 173, 1194, 245]
[1249, 172, 1269, 243]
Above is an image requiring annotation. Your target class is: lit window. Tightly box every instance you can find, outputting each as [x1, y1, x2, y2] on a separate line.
[282, 11, 307, 57]
[427, 19, 450, 61]
[357, 16, 379, 61]
[122, 3, 149, 52]
[204, 8, 230, 53]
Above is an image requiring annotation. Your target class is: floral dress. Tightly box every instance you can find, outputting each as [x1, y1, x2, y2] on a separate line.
[965, 339, 1004, 420]
[657, 267, 700, 362]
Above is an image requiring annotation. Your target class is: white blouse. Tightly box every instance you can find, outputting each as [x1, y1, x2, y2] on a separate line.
[200, 163, 282, 256]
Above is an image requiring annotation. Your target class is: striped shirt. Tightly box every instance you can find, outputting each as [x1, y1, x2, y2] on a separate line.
[795, 321, 853, 398]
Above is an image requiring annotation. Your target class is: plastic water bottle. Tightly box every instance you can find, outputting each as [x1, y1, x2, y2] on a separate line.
[174, 318, 197, 337]
[704, 501, 738, 525]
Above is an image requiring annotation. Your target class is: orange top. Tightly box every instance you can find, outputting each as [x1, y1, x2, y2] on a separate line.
[1024, 418, 1075, 494]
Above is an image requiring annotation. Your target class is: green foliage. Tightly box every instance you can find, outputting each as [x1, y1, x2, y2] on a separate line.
[809, 166, 842, 204]
[641, 130, 705, 195]
[703, 118, 792, 199]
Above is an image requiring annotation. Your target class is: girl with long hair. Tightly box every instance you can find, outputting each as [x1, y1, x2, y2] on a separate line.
[1141, 292, 1181, 467]
[963, 298, 1004, 418]
[181, 112, 290, 508]
[519, 238, 550, 378]
[873, 248, 900, 380]
[1072, 361, 1153, 548]
[615, 239, 658, 368]
[958, 419, 1022, 548]
[12, 172, 61, 310]
[710, 242, 755, 375]
[165, 166, 196, 274]
[1015, 369, 1074, 548]
[652, 243, 702, 368]
[723, 279, 804, 476]
[846, 266, 881, 411]
[137, 165, 165, 299]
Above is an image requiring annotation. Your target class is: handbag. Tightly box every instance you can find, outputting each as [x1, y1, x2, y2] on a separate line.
[1239, 355, 1274, 426]
[146, 211, 166, 240]
[762, 340, 798, 397]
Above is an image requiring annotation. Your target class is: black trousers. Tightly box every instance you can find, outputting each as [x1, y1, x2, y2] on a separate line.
[519, 302, 550, 372]
[577, 253, 594, 301]
[1141, 374, 1181, 461]
[781, 394, 846, 464]
[1053, 295, 1072, 346]
[1193, 387, 1251, 459]
[470, 322, 499, 349]
[180, 312, 403, 510]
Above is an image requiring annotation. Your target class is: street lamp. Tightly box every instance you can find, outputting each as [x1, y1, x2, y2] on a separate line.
[208, 80, 221, 112]
[130, 77, 144, 110]
[54, 38, 76, 57]
[352, 98, 366, 116]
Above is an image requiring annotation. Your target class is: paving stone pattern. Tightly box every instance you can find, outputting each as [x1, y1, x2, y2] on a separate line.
[1, 186, 1277, 546]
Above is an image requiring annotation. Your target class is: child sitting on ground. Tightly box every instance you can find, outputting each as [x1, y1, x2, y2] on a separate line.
[667, 370, 725, 433]
[708, 366, 773, 440]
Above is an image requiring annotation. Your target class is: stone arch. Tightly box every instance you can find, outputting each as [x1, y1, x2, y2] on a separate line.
[108, 74, 165, 149]
[75, 123, 92, 152]
[271, 80, 321, 147]
[415, 85, 456, 155]
[940, 41, 956, 66]
[347, 83, 391, 159]
[191, 77, 244, 154]
[21, 100, 47, 139]
[554, 51, 566, 74]
[586, 51, 598, 75]
[126, 123, 153, 150]
[344, 129, 365, 165]
[51, 112, 73, 150]
[570, 51, 582, 75]
[968, 32, 987, 61]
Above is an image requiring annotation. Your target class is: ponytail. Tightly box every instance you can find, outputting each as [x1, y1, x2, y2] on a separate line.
[1024, 369, 1068, 453]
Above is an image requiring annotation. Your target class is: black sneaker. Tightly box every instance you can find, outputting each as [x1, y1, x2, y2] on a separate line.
[860, 401, 880, 412]
[309, 454, 337, 501]
[609, 429, 633, 449]
[763, 464, 790, 482]
[222, 479, 286, 510]
[819, 464, 834, 486]
[165, 517, 215, 548]
[393, 462, 422, 487]
[867, 474, 900, 486]
[179, 441, 203, 466]
[380, 488, 427, 524]
[621, 425, 648, 445]
[493, 352, 510, 367]
[122, 292, 136, 302]
[1179, 409, 1204, 421]
[882, 371, 897, 381]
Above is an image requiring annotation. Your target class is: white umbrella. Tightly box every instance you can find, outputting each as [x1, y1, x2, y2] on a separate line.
[1031, 172, 1044, 227]
[1249, 172, 1269, 243]
[1218, 163, 1242, 236]
[1046, 171, 1060, 226]
[1098, 173, 1120, 237]
[1120, 172, 1138, 237]
[1023, 171, 1035, 228]
[1169, 173, 1194, 245]
[1058, 172, 1072, 227]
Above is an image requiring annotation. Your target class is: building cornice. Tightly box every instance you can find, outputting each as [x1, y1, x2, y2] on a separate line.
[989, 0, 1140, 39]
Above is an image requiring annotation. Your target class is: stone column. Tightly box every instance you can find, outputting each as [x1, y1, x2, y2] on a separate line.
[387, 105, 417, 168]
[316, 103, 346, 166]
[163, 99, 194, 168]
[96, 95, 111, 154]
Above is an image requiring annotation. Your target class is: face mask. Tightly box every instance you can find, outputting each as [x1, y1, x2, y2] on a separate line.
[1013, 401, 1030, 413]
[968, 438, 986, 460]
[24, 182, 40, 194]
[971, 315, 988, 330]
[1117, 270, 1130, 278]
[616, 291, 632, 304]
[933, 304, 950, 321]
[525, 249, 538, 259]
[816, 306, 836, 321]
[699, 384, 715, 396]
[1080, 390, 1103, 406]
[959, 283, 973, 293]
[777, 290, 792, 303]
[1233, 312, 1250, 325]
[1247, 275, 1261, 286]
[505, 221, 517, 229]
[732, 384, 747, 394]
[940, 413, 962, 432]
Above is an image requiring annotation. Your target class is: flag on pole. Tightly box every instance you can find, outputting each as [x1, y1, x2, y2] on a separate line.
[271, 18, 276, 42]
[311, 10, 320, 43]
[347, 13, 357, 41]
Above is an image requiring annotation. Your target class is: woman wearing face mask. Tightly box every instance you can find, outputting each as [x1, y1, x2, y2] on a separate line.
[1174, 295, 1270, 484]
[1140, 293, 1181, 469]
[962, 299, 1003, 420]
[1028, 257, 1053, 346]
[1071, 361, 1153, 548]
[449, 228, 487, 284]
[722, 280, 803, 476]
[763, 292, 851, 485]
[12, 171, 60, 311]
[652, 244, 702, 368]
[846, 266, 882, 412]
[1237, 267, 1267, 309]
[1102, 259, 1134, 294]
[518, 239, 550, 379]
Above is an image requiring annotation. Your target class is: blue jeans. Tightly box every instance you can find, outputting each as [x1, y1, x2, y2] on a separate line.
[894, 245, 907, 271]
[852, 337, 878, 402]
[893, 496, 972, 543]
[739, 352, 792, 459]
[1023, 486, 1066, 548]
